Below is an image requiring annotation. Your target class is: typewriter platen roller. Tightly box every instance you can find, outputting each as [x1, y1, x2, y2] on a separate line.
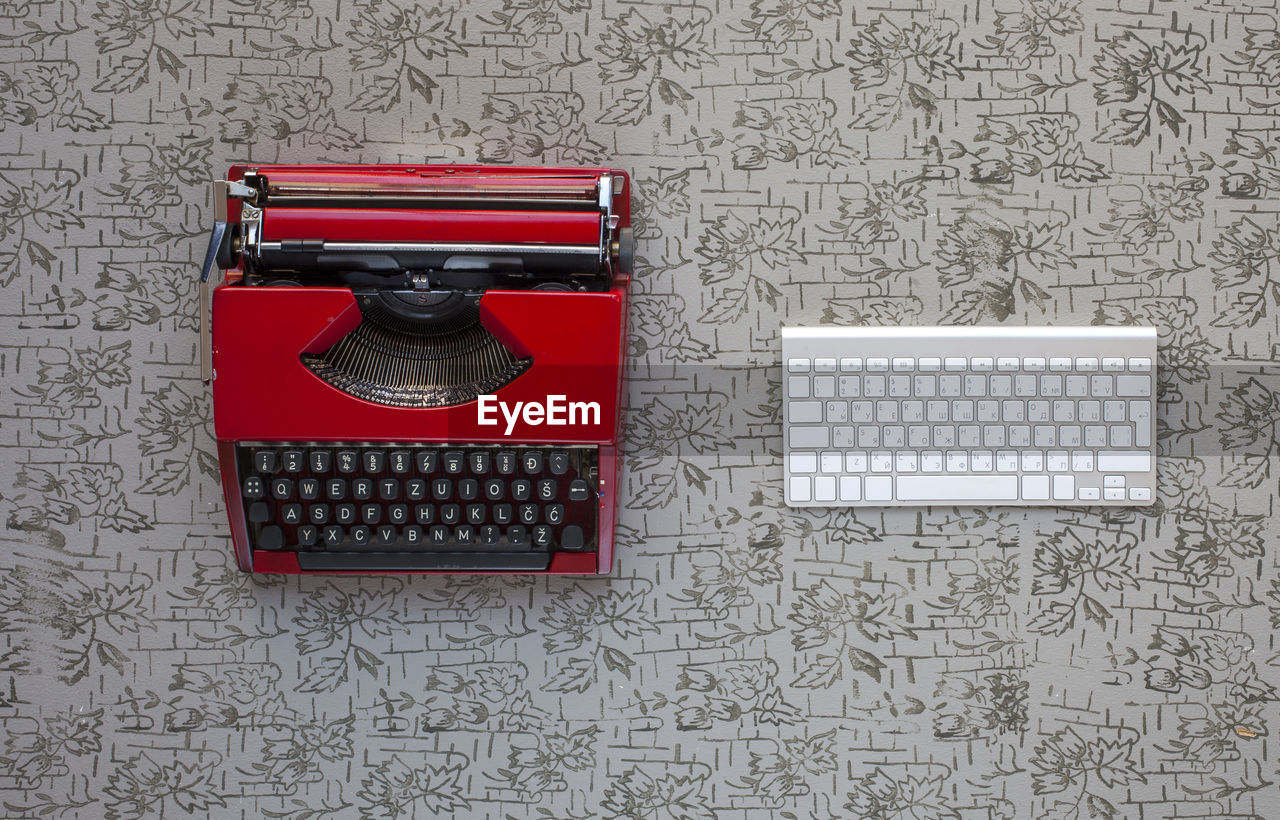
[202, 165, 632, 576]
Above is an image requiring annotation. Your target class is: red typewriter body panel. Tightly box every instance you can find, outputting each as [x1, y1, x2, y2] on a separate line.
[202, 165, 631, 575]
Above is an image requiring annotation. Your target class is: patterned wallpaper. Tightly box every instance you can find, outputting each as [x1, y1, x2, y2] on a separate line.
[1, 0, 1279, 818]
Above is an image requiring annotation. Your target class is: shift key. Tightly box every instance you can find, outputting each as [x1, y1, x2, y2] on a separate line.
[789, 426, 830, 448]
[1096, 451, 1151, 472]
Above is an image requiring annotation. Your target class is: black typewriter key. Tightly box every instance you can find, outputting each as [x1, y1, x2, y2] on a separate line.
[483, 478, 505, 501]
[309, 449, 332, 473]
[466, 504, 485, 525]
[376, 525, 397, 546]
[299, 478, 320, 501]
[507, 525, 529, 546]
[441, 504, 461, 525]
[432, 478, 452, 500]
[352, 478, 375, 501]
[363, 450, 385, 474]
[469, 452, 490, 474]
[326, 478, 347, 500]
[548, 452, 570, 475]
[496, 452, 517, 475]
[480, 525, 501, 546]
[537, 479, 557, 501]
[455, 525, 476, 545]
[545, 504, 565, 526]
[243, 476, 265, 500]
[568, 479, 592, 502]
[521, 451, 543, 474]
[282, 504, 303, 525]
[259, 525, 284, 549]
[254, 450, 277, 474]
[511, 479, 532, 501]
[532, 525, 552, 548]
[297, 524, 319, 547]
[414, 504, 435, 524]
[248, 501, 271, 523]
[406, 478, 427, 501]
[404, 525, 424, 546]
[389, 450, 411, 474]
[458, 478, 479, 501]
[493, 504, 513, 525]
[443, 451, 464, 474]
[322, 526, 343, 547]
[350, 525, 371, 547]
[379, 478, 400, 501]
[429, 525, 448, 545]
[416, 450, 438, 473]
[388, 504, 408, 525]
[561, 525, 585, 550]
[335, 504, 356, 525]
[337, 450, 358, 474]
[518, 504, 538, 525]
[309, 504, 330, 525]
[361, 504, 381, 525]
[282, 450, 304, 472]
[270, 477, 293, 500]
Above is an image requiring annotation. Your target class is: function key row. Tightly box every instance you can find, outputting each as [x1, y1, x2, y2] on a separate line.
[787, 356, 1151, 374]
[250, 448, 575, 476]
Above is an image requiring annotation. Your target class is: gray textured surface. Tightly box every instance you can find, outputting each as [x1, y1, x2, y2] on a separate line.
[2, 0, 1279, 818]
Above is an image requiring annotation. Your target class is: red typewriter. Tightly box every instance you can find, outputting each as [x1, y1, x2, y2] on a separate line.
[199, 165, 632, 574]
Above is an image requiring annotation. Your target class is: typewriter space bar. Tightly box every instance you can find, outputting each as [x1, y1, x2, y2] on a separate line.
[296, 552, 551, 571]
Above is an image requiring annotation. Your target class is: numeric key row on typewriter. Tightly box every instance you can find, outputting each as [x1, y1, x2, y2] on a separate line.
[237, 445, 598, 554]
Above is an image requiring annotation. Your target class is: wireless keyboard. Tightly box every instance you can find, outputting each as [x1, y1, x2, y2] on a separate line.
[781, 327, 1157, 507]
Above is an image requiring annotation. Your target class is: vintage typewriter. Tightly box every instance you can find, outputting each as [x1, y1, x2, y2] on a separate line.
[200, 165, 632, 574]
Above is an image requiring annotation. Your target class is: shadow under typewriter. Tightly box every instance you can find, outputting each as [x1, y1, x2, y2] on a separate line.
[302, 291, 531, 408]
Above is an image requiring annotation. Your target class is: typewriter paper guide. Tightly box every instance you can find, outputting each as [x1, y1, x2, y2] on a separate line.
[210, 285, 626, 444]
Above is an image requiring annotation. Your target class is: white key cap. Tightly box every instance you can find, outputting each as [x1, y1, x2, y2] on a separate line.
[997, 357, 1019, 371]
[896, 451, 918, 472]
[871, 452, 893, 472]
[889, 375, 912, 397]
[789, 476, 811, 502]
[1015, 375, 1037, 396]
[1110, 426, 1132, 447]
[939, 375, 962, 396]
[867, 358, 889, 371]
[1009, 426, 1031, 447]
[826, 401, 848, 422]
[839, 476, 861, 501]
[1128, 357, 1151, 371]
[921, 451, 943, 472]
[1021, 451, 1043, 471]
[1040, 375, 1062, 396]
[989, 375, 1011, 397]
[814, 475, 836, 502]
[1066, 376, 1088, 397]
[952, 400, 974, 422]
[840, 357, 863, 372]
[1085, 426, 1107, 446]
[971, 357, 994, 371]
[944, 357, 967, 371]
[919, 357, 941, 371]
[877, 400, 899, 422]
[915, 375, 937, 397]
[926, 400, 949, 422]
[1129, 487, 1152, 501]
[1104, 400, 1126, 422]
[1060, 426, 1081, 447]
[1102, 357, 1124, 371]
[898, 475, 1018, 501]
[1078, 486, 1100, 501]
[1053, 475, 1075, 500]
[846, 452, 868, 472]
[958, 425, 981, 447]
[863, 375, 886, 396]
[1071, 451, 1094, 471]
[964, 375, 987, 396]
[789, 401, 823, 423]
[789, 452, 817, 473]
[933, 425, 955, 447]
[946, 451, 968, 472]
[1034, 425, 1056, 447]
[1049, 357, 1072, 371]
[883, 426, 905, 448]
[838, 376, 861, 397]
[833, 426, 856, 447]
[865, 476, 893, 501]
[1076, 358, 1098, 371]
[1003, 400, 1024, 421]
[858, 427, 880, 447]
[788, 376, 810, 398]
[820, 452, 842, 473]
[1052, 400, 1075, 421]
[1116, 375, 1151, 397]
[788, 358, 810, 373]
[978, 401, 1000, 422]
[850, 401, 873, 421]
[1028, 400, 1050, 422]
[908, 425, 930, 447]
[1079, 400, 1100, 421]
[1104, 475, 1125, 487]
[971, 451, 993, 472]
[1097, 451, 1151, 472]
[814, 358, 837, 372]
[1131, 401, 1151, 446]
[789, 427, 829, 448]
[1090, 375, 1113, 397]
[1104, 487, 1125, 500]
[1024, 357, 1045, 371]
[892, 357, 914, 371]
[996, 451, 1019, 472]
[1047, 451, 1069, 472]
[902, 400, 924, 422]
[1022, 475, 1050, 500]
[813, 376, 835, 398]
[983, 426, 1006, 446]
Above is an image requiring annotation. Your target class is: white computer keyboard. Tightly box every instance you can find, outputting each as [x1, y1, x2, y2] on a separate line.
[782, 326, 1157, 507]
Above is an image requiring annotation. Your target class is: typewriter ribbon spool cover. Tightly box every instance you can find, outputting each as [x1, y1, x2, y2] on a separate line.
[201, 165, 633, 575]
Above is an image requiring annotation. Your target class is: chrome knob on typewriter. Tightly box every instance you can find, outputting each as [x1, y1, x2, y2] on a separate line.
[200, 165, 633, 574]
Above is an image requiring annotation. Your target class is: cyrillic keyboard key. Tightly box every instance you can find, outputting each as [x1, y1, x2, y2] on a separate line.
[897, 476, 1017, 501]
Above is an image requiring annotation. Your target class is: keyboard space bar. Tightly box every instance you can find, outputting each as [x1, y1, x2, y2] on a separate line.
[296, 552, 551, 572]
[897, 476, 1019, 501]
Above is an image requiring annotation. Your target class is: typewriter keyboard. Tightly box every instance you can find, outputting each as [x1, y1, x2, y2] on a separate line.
[235, 444, 599, 571]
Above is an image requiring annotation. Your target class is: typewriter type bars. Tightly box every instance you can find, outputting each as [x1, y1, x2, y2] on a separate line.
[203, 165, 631, 574]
